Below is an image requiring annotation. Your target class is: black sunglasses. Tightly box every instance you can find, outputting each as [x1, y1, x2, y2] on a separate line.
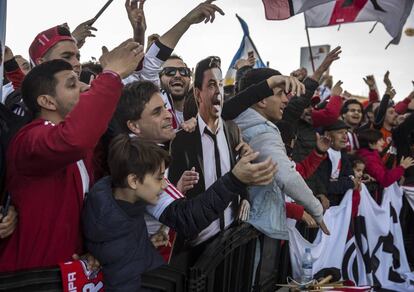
[161, 67, 191, 77]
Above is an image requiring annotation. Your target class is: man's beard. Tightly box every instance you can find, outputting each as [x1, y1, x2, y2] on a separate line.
[171, 93, 186, 101]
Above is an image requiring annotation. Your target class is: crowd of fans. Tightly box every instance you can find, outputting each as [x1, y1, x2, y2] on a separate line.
[0, 0, 413, 291]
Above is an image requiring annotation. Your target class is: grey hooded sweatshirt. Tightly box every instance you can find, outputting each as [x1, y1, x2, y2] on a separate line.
[235, 108, 323, 239]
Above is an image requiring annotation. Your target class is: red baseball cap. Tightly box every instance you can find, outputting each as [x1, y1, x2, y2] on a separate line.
[29, 25, 74, 65]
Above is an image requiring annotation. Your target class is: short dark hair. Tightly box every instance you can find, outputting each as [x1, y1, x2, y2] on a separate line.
[22, 59, 73, 114]
[115, 81, 160, 133]
[239, 68, 281, 92]
[341, 99, 363, 115]
[166, 54, 184, 63]
[108, 134, 170, 188]
[194, 56, 221, 90]
[348, 154, 365, 168]
[357, 129, 383, 149]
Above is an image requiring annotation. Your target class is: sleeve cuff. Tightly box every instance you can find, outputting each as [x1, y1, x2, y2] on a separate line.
[226, 171, 247, 193]
[154, 39, 174, 62]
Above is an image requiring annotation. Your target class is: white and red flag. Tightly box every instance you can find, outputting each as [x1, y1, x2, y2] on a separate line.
[304, 0, 414, 45]
[262, 0, 335, 20]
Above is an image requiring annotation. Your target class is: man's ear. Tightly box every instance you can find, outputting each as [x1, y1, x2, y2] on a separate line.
[257, 97, 267, 109]
[127, 120, 141, 136]
[127, 174, 138, 190]
[194, 87, 202, 106]
[37, 94, 58, 111]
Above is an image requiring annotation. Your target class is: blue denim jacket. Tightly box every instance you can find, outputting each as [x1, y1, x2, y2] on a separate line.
[235, 109, 323, 240]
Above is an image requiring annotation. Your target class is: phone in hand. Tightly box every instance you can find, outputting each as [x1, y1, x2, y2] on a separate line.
[248, 51, 254, 59]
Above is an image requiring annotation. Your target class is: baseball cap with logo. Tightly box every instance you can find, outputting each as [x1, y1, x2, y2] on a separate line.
[29, 24, 74, 65]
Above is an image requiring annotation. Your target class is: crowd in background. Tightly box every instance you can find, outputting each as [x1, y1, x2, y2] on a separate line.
[0, 0, 413, 291]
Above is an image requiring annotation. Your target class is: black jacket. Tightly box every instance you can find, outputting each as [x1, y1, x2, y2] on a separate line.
[83, 173, 246, 291]
[168, 120, 245, 199]
[316, 150, 355, 206]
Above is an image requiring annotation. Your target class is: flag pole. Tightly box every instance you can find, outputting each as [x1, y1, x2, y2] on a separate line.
[304, 14, 316, 73]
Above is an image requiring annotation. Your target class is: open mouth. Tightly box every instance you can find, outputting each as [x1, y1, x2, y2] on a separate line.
[170, 79, 184, 89]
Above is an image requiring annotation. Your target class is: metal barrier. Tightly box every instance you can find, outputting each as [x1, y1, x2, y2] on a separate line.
[0, 224, 285, 292]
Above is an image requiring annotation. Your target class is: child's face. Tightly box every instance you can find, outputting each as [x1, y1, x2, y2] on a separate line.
[353, 162, 365, 180]
[136, 162, 167, 205]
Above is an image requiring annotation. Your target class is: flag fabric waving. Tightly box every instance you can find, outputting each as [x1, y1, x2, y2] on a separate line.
[288, 183, 414, 291]
[224, 15, 266, 86]
[304, 0, 414, 45]
[262, 0, 335, 20]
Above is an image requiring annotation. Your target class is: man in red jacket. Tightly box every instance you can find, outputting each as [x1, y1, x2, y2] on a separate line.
[0, 39, 144, 272]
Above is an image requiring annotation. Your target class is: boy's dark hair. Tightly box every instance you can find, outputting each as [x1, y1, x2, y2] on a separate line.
[115, 81, 160, 133]
[341, 99, 363, 115]
[22, 59, 73, 114]
[357, 128, 383, 149]
[194, 56, 221, 90]
[348, 154, 365, 168]
[108, 134, 170, 188]
[239, 68, 281, 92]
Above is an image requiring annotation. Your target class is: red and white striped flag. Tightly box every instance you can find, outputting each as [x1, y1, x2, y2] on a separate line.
[262, 0, 335, 20]
[304, 0, 414, 45]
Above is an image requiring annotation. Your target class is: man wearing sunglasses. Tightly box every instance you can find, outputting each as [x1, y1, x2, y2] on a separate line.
[159, 56, 192, 127]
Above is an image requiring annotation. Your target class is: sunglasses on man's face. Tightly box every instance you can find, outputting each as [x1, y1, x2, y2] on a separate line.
[161, 67, 191, 77]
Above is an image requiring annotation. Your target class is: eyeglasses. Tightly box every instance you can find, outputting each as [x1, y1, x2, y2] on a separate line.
[161, 67, 191, 77]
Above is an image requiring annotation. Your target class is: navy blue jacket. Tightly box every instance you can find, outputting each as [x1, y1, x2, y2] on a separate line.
[83, 173, 245, 291]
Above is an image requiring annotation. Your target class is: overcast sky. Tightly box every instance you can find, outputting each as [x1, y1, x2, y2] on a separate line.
[4, 0, 414, 100]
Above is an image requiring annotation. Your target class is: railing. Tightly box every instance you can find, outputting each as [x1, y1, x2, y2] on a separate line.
[0, 224, 286, 292]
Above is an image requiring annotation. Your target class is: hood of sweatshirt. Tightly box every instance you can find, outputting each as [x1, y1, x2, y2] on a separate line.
[235, 108, 269, 134]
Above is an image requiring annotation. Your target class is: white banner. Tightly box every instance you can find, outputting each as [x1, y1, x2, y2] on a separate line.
[288, 183, 414, 291]
[300, 44, 330, 74]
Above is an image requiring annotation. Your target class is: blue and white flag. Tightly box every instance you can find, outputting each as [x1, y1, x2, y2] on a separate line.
[224, 15, 266, 86]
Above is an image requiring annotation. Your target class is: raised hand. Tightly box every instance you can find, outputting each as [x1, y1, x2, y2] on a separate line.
[312, 46, 342, 82]
[71, 18, 97, 49]
[383, 70, 392, 88]
[267, 75, 306, 96]
[125, 0, 146, 32]
[183, 0, 225, 25]
[400, 156, 414, 169]
[363, 75, 376, 89]
[331, 80, 344, 97]
[316, 133, 331, 154]
[100, 39, 144, 79]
